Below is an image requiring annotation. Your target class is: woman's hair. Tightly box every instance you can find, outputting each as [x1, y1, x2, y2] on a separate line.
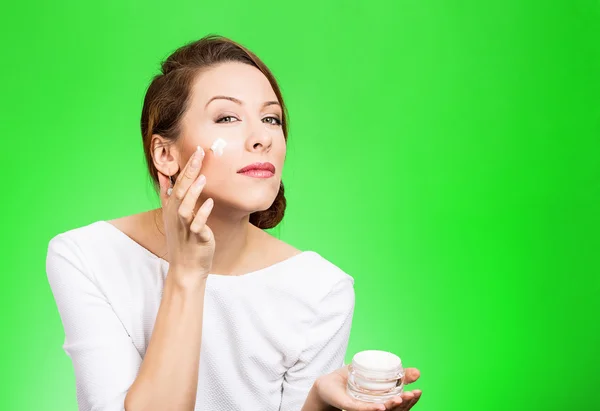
[141, 34, 288, 229]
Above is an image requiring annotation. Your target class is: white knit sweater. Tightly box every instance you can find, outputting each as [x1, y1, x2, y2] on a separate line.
[46, 221, 355, 411]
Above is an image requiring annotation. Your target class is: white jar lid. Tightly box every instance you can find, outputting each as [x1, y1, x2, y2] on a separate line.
[352, 350, 402, 373]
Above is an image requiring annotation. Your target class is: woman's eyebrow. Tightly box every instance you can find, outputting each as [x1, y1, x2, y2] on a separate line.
[205, 95, 241, 107]
[205, 95, 280, 109]
[262, 101, 281, 109]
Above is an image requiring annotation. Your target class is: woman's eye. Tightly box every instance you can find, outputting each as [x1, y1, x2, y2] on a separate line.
[216, 116, 238, 123]
[263, 116, 282, 126]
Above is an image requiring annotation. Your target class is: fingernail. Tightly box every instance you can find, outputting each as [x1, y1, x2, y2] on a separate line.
[201, 197, 214, 211]
[194, 174, 206, 188]
[197, 145, 204, 157]
[191, 149, 202, 167]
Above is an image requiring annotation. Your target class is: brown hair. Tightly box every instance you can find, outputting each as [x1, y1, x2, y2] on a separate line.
[141, 34, 288, 229]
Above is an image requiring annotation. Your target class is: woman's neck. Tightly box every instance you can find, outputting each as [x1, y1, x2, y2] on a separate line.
[153, 206, 257, 275]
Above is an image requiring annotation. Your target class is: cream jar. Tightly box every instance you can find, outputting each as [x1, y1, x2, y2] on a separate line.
[346, 350, 405, 403]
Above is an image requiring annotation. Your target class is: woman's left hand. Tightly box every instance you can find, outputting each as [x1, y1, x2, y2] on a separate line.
[312, 364, 422, 411]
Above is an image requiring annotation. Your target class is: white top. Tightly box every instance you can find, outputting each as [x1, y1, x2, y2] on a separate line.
[46, 221, 355, 411]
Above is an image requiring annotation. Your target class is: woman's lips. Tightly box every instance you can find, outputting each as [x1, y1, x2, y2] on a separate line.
[237, 162, 276, 178]
[238, 169, 275, 178]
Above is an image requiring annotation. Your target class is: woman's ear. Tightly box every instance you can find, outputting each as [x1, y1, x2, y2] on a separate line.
[151, 134, 180, 178]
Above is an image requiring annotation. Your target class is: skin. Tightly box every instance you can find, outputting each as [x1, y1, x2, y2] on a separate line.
[117, 61, 422, 409]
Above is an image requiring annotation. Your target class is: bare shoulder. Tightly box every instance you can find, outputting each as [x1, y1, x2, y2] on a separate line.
[105, 210, 160, 253]
[251, 225, 302, 261]
[105, 215, 137, 235]
[106, 210, 154, 232]
[272, 237, 303, 258]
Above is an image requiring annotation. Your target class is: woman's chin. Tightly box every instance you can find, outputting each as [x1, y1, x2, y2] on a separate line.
[211, 194, 277, 216]
[244, 198, 277, 214]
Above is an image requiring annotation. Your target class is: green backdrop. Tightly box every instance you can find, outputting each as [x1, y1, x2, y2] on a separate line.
[1, 1, 598, 410]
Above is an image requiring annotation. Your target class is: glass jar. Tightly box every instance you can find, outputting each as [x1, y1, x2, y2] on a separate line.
[346, 350, 405, 403]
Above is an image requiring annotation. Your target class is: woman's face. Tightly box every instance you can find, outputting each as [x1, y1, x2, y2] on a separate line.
[177, 62, 286, 216]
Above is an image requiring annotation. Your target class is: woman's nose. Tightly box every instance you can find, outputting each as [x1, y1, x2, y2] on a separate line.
[246, 123, 272, 152]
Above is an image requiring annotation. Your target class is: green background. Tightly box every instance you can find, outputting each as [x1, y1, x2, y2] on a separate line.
[1, 0, 598, 410]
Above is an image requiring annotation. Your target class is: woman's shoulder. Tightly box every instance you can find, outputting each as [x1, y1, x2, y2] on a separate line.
[46, 214, 165, 301]
[255, 228, 353, 283]
[45, 220, 119, 289]
[46, 212, 154, 267]
[256, 232, 354, 299]
[48, 219, 109, 251]
[49, 210, 151, 246]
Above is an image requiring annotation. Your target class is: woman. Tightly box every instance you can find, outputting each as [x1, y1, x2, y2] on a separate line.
[46, 34, 422, 411]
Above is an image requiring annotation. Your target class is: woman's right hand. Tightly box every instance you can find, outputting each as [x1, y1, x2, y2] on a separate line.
[157, 145, 216, 286]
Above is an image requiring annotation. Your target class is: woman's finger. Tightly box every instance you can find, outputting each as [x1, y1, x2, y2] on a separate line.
[190, 198, 214, 242]
[401, 391, 414, 402]
[384, 390, 420, 410]
[404, 368, 420, 384]
[178, 174, 206, 221]
[396, 390, 421, 410]
[405, 390, 422, 409]
[383, 396, 402, 410]
[172, 145, 204, 202]
[400, 391, 415, 409]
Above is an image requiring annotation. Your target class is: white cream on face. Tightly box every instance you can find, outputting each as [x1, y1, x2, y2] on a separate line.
[210, 138, 227, 157]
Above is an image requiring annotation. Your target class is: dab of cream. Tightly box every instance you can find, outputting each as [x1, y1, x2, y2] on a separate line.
[210, 138, 227, 156]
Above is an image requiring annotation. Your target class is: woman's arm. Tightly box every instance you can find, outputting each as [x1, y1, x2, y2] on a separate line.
[124, 273, 206, 411]
[47, 234, 144, 411]
[46, 234, 207, 411]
